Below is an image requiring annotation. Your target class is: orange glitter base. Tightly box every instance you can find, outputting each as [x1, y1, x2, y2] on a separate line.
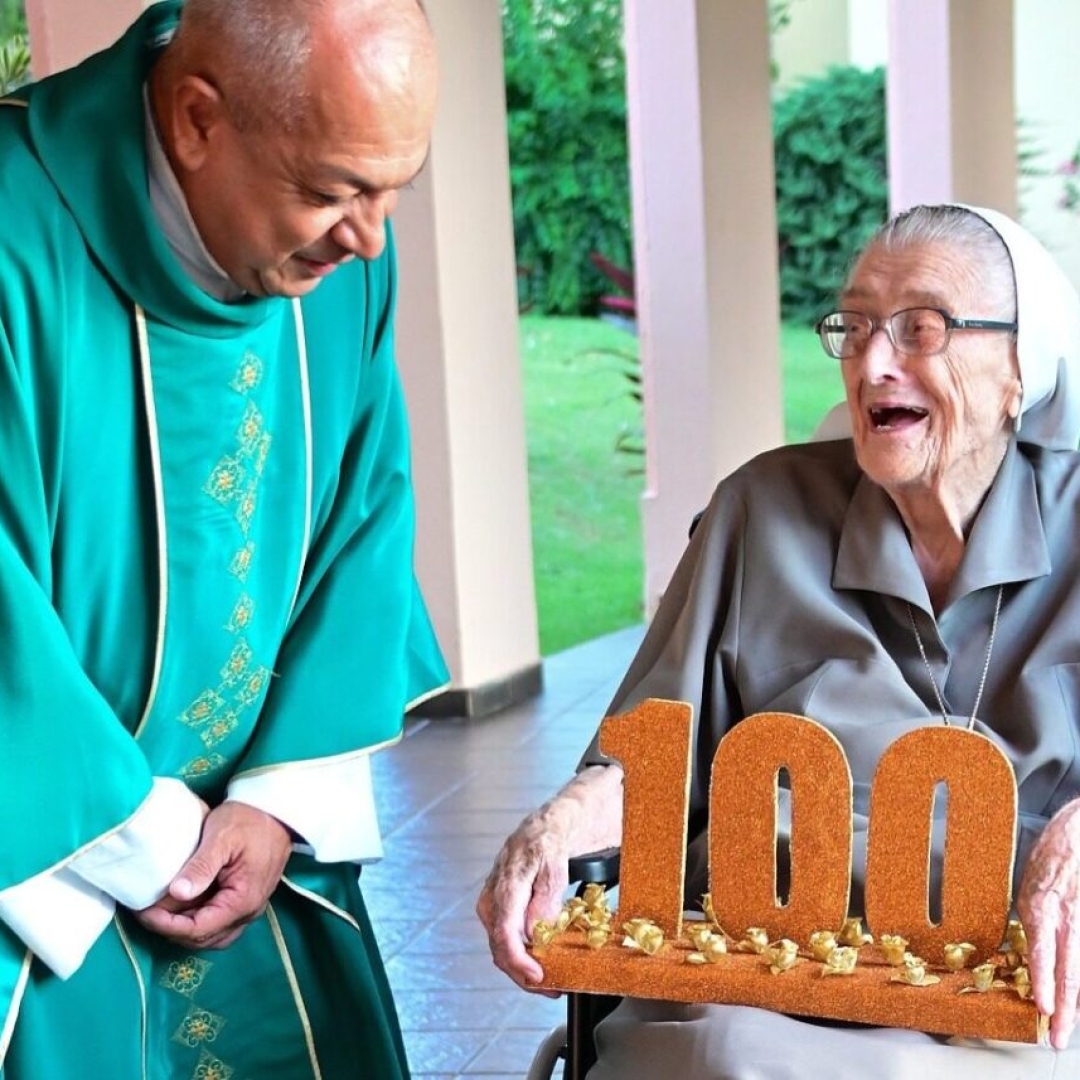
[534, 937, 1042, 1044]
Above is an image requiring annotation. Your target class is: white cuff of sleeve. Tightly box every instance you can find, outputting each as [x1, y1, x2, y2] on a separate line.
[228, 753, 384, 864]
[0, 867, 114, 979]
[67, 777, 205, 910]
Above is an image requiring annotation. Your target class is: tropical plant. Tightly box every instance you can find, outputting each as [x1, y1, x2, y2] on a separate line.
[0, 0, 25, 39]
[772, 65, 889, 324]
[503, 0, 632, 316]
[0, 0, 28, 96]
[0, 32, 29, 95]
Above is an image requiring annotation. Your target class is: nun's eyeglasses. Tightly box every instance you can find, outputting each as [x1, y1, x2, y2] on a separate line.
[816, 308, 1017, 360]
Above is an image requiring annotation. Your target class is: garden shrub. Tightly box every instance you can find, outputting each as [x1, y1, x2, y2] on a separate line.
[503, 0, 633, 316]
[773, 65, 888, 325]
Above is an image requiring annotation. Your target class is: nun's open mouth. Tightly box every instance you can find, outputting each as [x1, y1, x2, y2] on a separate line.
[869, 405, 928, 431]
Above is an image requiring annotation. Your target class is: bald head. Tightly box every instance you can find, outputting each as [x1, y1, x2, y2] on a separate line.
[161, 0, 435, 134]
[150, 0, 438, 297]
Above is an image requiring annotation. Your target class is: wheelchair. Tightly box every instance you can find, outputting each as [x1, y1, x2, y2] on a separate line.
[526, 848, 623, 1080]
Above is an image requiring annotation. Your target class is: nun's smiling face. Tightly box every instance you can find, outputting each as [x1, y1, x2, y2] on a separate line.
[838, 240, 1021, 505]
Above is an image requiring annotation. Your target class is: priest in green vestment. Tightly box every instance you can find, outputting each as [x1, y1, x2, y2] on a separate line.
[0, 1, 448, 1075]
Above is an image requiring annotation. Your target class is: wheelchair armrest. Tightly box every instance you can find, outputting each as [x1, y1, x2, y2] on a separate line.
[568, 846, 621, 888]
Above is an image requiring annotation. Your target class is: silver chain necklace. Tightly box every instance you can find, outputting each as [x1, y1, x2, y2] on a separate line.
[906, 584, 1004, 731]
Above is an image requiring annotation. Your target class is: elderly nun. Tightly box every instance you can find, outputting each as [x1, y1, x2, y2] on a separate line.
[478, 204, 1080, 1078]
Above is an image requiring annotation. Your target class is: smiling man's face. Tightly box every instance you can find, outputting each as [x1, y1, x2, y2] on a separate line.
[163, 0, 437, 299]
[839, 240, 1021, 501]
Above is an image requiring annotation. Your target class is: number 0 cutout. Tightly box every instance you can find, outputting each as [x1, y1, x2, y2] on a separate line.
[709, 713, 852, 942]
[865, 726, 1016, 959]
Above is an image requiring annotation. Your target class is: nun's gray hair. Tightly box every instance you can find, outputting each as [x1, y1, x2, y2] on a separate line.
[861, 204, 1017, 319]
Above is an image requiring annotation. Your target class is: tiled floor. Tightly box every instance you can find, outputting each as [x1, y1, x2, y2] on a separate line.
[364, 624, 645, 1080]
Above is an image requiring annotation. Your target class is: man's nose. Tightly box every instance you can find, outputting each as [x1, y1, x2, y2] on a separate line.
[332, 191, 399, 261]
[859, 324, 903, 381]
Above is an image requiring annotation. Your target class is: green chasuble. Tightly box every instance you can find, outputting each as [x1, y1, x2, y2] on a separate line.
[0, 3, 447, 1076]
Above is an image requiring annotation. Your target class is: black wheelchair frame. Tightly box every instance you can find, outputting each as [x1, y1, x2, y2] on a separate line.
[530, 847, 623, 1080]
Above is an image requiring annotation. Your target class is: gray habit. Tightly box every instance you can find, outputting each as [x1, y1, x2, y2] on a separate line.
[582, 436, 1080, 1078]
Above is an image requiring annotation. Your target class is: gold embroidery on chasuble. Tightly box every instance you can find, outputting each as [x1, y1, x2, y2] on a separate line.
[161, 959, 238, 1077]
[194, 1054, 236, 1080]
[176, 351, 275, 781]
[228, 541, 256, 583]
[161, 957, 213, 998]
[192, 1049, 235, 1080]
[179, 753, 228, 781]
[173, 1005, 226, 1048]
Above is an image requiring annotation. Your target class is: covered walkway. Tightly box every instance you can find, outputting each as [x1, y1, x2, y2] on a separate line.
[367, 625, 644, 1079]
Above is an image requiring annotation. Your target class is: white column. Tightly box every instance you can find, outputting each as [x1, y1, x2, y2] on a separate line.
[625, 0, 784, 616]
[886, 0, 1017, 215]
[25, 0, 147, 77]
[393, 0, 541, 714]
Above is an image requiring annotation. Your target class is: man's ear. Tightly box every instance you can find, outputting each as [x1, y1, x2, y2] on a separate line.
[166, 75, 229, 173]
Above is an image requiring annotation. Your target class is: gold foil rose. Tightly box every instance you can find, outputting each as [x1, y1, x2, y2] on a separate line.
[808, 930, 838, 962]
[838, 917, 873, 948]
[1011, 966, 1033, 1001]
[686, 934, 729, 966]
[530, 919, 560, 953]
[622, 918, 664, 956]
[585, 926, 612, 950]
[736, 927, 770, 954]
[684, 924, 725, 952]
[879, 934, 909, 966]
[764, 939, 801, 975]
[1000, 919, 1028, 970]
[958, 962, 1007, 995]
[821, 946, 859, 976]
[943, 942, 977, 972]
[890, 954, 940, 987]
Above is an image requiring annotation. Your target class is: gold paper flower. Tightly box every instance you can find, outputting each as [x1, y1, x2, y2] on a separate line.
[998, 918, 1028, 970]
[581, 883, 608, 909]
[880, 934, 909, 966]
[684, 924, 723, 952]
[838, 917, 873, 948]
[822, 946, 859, 976]
[959, 962, 1007, 995]
[943, 942, 977, 972]
[686, 936, 728, 965]
[808, 930, 838, 962]
[1005, 919, 1028, 957]
[890, 953, 940, 987]
[622, 919, 664, 956]
[765, 939, 801, 975]
[531, 920, 559, 952]
[736, 927, 770, 954]
[586, 926, 611, 950]
[1011, 966, 1033, 1001]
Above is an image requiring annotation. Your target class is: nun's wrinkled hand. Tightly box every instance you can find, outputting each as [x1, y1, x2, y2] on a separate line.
[476, 764, 623, 994]
[1018, 798, 1080, 1049]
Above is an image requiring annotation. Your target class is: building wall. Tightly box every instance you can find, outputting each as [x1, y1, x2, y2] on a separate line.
[771, 0, 852, 93]
[1015, 0, 1080, 286]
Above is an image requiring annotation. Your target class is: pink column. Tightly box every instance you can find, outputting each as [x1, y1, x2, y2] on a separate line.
[886, 0, 954, 212]
[625, 0, 783, 616]
[886, 0, 1017, 215]
[25, 0, 146, 77]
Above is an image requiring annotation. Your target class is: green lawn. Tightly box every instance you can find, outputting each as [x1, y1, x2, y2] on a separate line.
[522, 316, 844, 655]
